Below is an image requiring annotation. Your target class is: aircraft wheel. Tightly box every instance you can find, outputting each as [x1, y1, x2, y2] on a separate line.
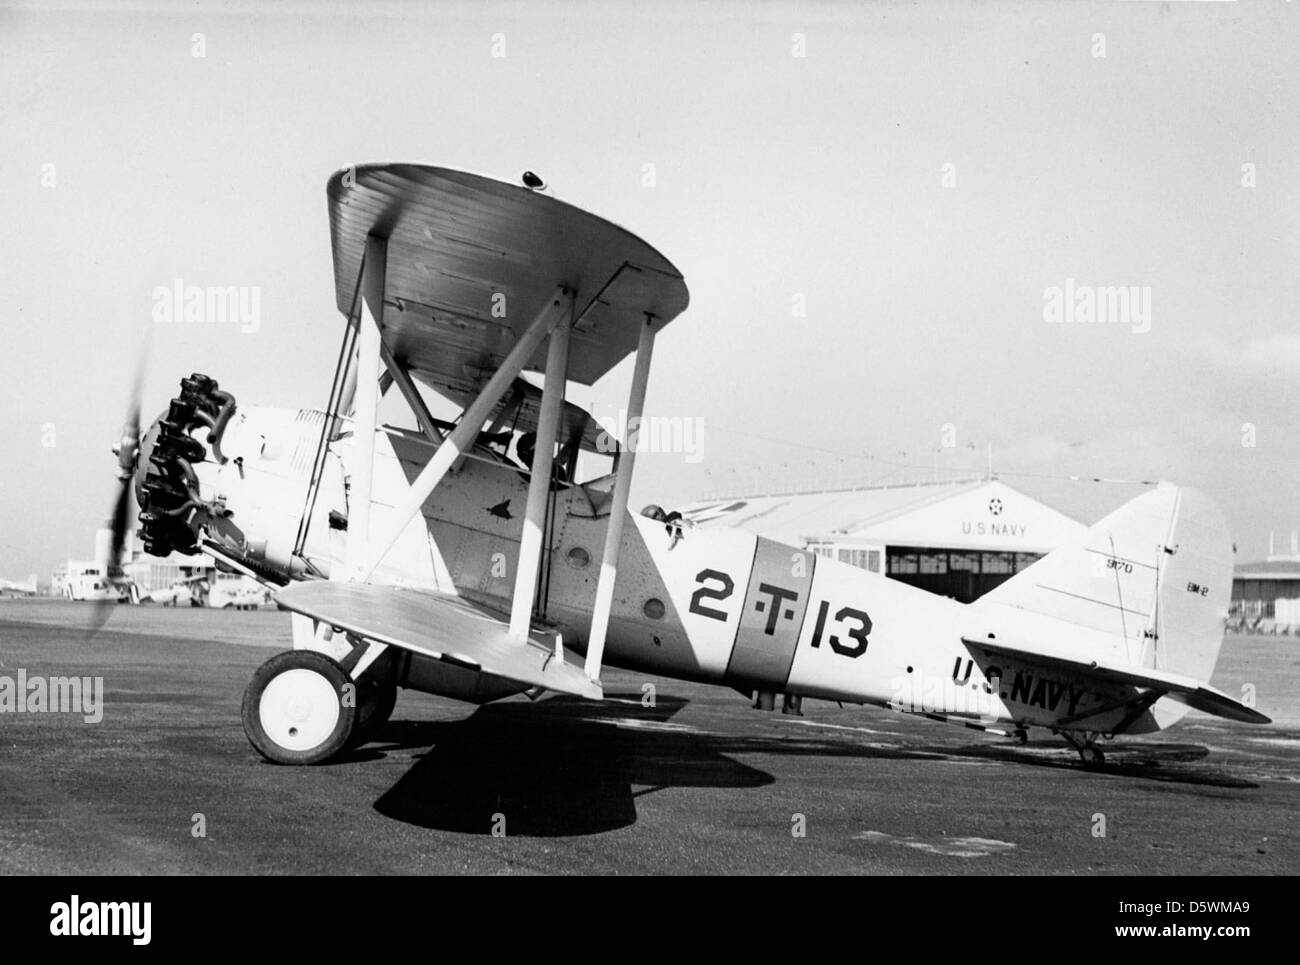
[350, 680, 398, 746]
[242, 651, 356, 765]
[1080, 746, 1105, 768]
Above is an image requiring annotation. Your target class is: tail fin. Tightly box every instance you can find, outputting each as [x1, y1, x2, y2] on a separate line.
[980, 483, 1232, 683]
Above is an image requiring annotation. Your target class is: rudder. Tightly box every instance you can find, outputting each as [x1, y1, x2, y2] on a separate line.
[979, 483, 1232, 682]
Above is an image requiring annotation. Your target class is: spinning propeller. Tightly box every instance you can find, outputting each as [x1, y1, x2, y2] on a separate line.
[92, 366, 145, 632]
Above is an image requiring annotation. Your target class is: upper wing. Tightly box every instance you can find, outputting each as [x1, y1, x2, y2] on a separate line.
[327, 164, 690, 406]
[961, 636, 1269, 725]
[277, 581, 602, 700]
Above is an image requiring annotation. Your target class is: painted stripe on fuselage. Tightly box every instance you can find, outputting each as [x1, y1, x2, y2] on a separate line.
[723, 538, 817, 688]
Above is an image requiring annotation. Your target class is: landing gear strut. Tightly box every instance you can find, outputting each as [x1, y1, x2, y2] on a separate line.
[1060, 730, 1106, 768]
[350, 678, 398, 746]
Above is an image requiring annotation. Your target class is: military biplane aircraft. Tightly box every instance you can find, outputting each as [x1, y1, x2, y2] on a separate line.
[107, 164, 1268, 767]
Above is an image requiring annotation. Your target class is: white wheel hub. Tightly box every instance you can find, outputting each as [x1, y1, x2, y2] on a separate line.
[259, 668, 341, 751]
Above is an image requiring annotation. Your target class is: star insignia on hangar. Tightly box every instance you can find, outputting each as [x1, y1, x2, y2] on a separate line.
[988, 498, 1003, 516]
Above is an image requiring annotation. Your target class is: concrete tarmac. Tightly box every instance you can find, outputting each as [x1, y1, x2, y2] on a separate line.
[0, 600, 1295, 874]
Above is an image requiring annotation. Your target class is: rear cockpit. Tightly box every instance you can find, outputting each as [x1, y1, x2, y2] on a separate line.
[365, 372, 625, 519]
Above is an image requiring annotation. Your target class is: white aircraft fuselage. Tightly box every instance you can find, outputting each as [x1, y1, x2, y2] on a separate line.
[186, 403, 1195, 740]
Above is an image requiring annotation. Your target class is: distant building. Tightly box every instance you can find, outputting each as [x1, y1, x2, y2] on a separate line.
[53, 527, 265, 607]
[0, 573, 38, 596]
[1232, 532, 1300, 633]
[691, 478, 1087, 603]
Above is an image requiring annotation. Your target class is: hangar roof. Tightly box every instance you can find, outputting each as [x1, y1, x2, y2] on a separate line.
[1234, 560, 1300, 581]
[679, 478, 1086, 554]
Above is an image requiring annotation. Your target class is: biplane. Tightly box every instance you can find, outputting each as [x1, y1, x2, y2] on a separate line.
[108, 163, 1268, 767]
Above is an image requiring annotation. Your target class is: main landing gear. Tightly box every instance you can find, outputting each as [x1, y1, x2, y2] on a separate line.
[352, 675, 398, 744]
[1060, 730, 1106, 768]
[241, 650, 398, 765]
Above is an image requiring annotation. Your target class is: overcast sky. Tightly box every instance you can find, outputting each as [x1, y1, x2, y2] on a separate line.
[2, 0, 1297, 580]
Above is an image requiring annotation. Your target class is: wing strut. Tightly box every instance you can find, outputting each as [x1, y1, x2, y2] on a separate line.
[345, 233, 387, 575]
[509, 303, 572, 639]
[380, 340, 445, 446]
[360, 286, 575, 581]
[292, 283, 359, 560]
[584, 313, 658, 681]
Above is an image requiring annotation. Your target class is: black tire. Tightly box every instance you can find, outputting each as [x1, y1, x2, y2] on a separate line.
[350, 680, 398, 746]
[241, 650, 356, 765]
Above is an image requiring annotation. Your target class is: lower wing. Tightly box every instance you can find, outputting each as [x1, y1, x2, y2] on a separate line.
[277, 581, 602, 700]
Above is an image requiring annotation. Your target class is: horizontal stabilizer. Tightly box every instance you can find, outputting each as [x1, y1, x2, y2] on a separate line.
[961, 636, 1270, 725]
[277, 581, 602, 700]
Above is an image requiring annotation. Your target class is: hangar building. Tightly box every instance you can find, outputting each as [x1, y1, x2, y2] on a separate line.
[1232, 532, 1300, 633]
[690, 478, 1086, 603]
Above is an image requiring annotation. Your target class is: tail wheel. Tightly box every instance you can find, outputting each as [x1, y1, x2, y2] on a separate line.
[242, 651, 356, 765]
[350, 679, 398, 746]
[1061, 730, 1107, 769]
[1079, 746, 1106, 768]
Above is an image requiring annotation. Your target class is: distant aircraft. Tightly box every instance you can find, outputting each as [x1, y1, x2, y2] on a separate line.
[0, 574, 37, 596]
[104, 164, 1267, 767]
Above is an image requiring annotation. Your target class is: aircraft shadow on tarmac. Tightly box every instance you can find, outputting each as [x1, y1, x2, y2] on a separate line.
[362, 694, 1259, 836]
[369, 694, 776, 836]
[949, 739, 1260, 790]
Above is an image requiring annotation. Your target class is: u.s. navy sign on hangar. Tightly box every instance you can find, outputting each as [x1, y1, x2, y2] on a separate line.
[681, 479, 1086, 603]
